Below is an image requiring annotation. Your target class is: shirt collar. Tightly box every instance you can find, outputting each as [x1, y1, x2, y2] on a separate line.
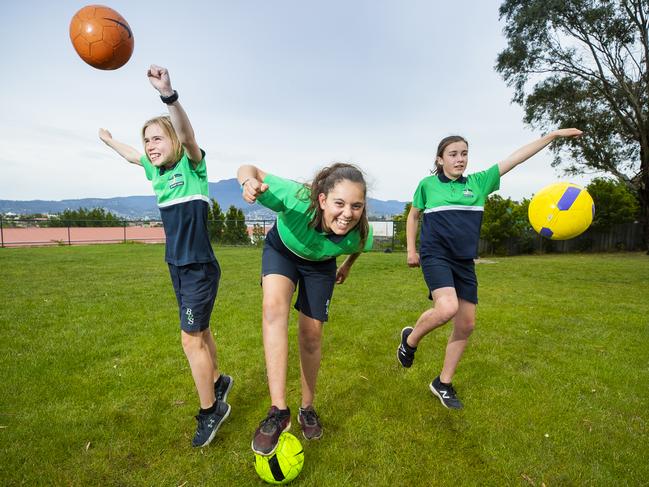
[437, 172, 467, 184]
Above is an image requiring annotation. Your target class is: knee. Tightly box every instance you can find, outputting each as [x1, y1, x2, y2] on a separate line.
[181, 331, 204, 354]
[300, 331, 321, 355]
[454, 319, 475, 339]
[262, 297, 289, 324]
[435, 297, 459, 322]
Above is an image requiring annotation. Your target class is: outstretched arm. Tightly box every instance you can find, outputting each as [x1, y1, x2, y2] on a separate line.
[98, 128, 143, 165]
[498, 128, 583, 176]
[237, 165, 269, 203]
[147, 65, 202, 163]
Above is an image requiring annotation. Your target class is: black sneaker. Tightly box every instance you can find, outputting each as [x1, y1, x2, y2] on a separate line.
[214, 374, 233, 404]
[192, 401, 231, 447]
[252, 406, 291, 456]
[397, 326, 417, 368]
[429, 376, 463, 410]
[298, 406, 323, 440]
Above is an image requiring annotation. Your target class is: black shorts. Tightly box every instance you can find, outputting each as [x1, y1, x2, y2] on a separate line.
[168, 261, 221, 332]
[262, 227, 336, 322]
[420, 255, 478, 304]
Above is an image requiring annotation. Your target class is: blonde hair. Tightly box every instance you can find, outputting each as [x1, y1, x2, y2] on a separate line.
[141, 116, 183, 164]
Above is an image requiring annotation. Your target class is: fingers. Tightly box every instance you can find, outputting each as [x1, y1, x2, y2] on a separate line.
[242, 180, 268, 203]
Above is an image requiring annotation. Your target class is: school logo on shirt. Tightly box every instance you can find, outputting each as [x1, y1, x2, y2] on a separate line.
[169, 173, 185, 189]
[463, 188, 474, 198]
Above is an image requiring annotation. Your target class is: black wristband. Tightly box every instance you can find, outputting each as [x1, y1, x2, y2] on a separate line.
[160, 90, 179, 104]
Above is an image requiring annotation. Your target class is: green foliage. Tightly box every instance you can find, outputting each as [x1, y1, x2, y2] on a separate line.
[393, 202, 419, 251]
[586, 178, 640, 230]
[481, 195, 529, 254]
[1, 246, 649, 485]
[222, 205, 248, 244]
[47, 207, 122, 227]
[208, 198, 225, 243]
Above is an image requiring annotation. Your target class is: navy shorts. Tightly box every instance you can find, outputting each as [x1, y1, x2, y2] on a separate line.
[420, 255, 478, 304]
[168, 261, 221, 332]
[262, 228, 336, 323]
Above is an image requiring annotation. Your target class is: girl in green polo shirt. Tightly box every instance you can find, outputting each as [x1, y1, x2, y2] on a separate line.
[397, 129, 583, 410]
[99, 65, 232, 448]
[237, 163, 373, 455]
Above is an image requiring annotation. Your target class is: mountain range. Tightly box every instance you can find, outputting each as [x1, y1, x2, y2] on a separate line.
[0, 179, 407, 219]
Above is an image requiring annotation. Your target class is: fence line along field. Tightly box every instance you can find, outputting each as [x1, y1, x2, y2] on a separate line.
[1, 245, 647, 485]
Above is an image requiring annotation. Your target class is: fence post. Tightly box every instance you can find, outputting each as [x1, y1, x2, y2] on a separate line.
[123, 220, 127, 243]
[0, 215, 4, 248]
[67, 224, 71, 246]
[391, 220, 395, 252]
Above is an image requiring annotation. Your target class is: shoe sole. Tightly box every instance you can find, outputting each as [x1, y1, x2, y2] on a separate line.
[195, 403, 232, 448]
[429, 383, 463, 410]
[251, 420, 292, 456]
[217, 376, 234, 403]
[298, 416, 323, 440]
[397, 327, 414, 368]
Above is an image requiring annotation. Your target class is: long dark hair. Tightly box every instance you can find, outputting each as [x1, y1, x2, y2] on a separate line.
[305, 163, 369, 249]
[434, 135, 468, 175]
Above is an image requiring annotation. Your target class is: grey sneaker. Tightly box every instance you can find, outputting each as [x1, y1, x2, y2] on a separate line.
[252, 406, 291, 456]
[429, 376, 463, 410]
[397, 327, 417, 368]
[298, 406, 323, 440]
[192, 401, 231, 447]
[215, 374, 233, 404]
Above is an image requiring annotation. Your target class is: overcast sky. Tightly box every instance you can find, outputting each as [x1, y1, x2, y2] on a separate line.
[0, 0, 593, 203]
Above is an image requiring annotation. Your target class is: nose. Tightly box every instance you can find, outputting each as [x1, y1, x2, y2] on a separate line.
[342, 205, 353, 218]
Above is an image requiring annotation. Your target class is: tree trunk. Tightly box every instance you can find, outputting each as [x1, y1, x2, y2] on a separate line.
[641, 145, 649, 254]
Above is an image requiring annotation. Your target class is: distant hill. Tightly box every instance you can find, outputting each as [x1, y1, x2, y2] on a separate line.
[0, 178, 407, 219]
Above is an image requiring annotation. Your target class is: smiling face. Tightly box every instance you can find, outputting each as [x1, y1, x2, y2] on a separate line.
[143, 123, 174, 167]
[437, 141, 468, 180]
[317, 179, 366, 235]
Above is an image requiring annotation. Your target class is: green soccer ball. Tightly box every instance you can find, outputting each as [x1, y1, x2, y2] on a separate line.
[254, 432, 304, 484]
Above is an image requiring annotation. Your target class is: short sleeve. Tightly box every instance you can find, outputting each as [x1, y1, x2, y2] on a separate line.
[411, 179, 427, 210]
[362, 224, 374, 252]
[140, 155, 155, 181]
[471, 164, 501, 195]
[189, 149, 207, 178]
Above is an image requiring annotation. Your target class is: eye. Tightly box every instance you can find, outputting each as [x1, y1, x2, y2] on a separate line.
[352, 203, 364, 210]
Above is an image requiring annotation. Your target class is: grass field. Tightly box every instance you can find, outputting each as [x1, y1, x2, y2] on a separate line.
[1, 245, 648, 486]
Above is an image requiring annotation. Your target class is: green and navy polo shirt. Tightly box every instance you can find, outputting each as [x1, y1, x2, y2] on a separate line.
[141, 150, 216, 266]
[256, 173, 373, 261]
[412, 164, 500, 260]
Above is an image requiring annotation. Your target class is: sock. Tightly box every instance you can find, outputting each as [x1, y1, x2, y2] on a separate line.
[200, 402, 217, 415]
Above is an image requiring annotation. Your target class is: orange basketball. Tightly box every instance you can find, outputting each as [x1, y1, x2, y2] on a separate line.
[69, 5, 134, 70]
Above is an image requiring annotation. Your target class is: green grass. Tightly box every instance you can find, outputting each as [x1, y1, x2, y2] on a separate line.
[1, 245, 648, 486]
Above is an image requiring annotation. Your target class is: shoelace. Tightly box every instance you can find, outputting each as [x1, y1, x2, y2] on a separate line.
[260, 411, 283, 433]
[300, 408, 319, 426]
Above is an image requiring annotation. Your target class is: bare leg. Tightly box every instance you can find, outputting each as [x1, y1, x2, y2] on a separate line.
[407, 287, 459, 347]
[262, 274, 295, 410]
[181, 330, 217, 409]
[439, 299, 476, 383]
[297, 312, 323, 408]
[202, 328, 220, 382]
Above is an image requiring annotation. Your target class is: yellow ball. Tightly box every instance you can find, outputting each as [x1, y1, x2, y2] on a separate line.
[528, 182, 595, 240]
[254, 432, 304, 484]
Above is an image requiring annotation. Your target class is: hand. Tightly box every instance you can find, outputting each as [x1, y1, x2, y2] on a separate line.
[98, 128, 112, 143]
[336, 264, 350, 284]
[551, 128, 583, 139]
[407, 252, 420, 267]
[147, 64, 174, 97]
[242, 179, 269, 204]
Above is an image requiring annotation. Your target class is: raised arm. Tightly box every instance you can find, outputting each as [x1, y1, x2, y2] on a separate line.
[498, 128, 583, 177]
[237, 165, 269, 203]
[147, 65, 202, 163]
[98, 128, 143, 165]
[406, 205, 421, 267]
